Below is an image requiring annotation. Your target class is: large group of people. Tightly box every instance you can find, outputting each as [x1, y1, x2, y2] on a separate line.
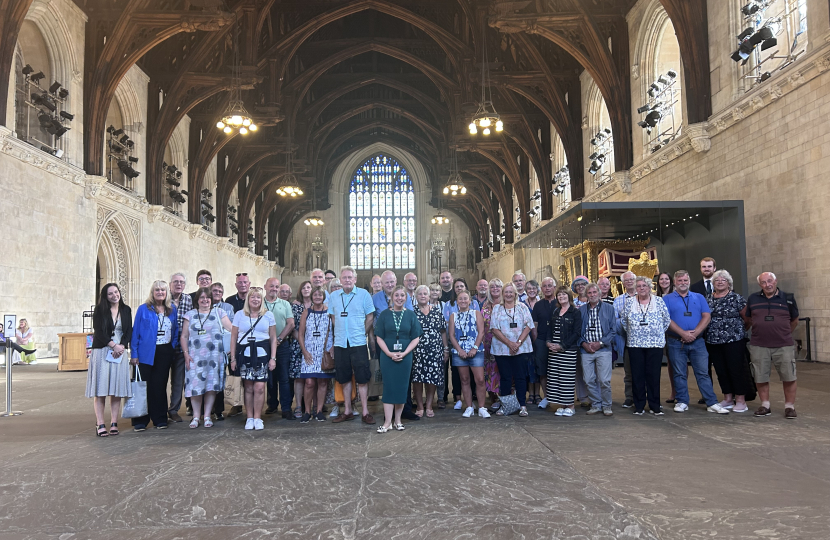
[84, 256, 801, 436]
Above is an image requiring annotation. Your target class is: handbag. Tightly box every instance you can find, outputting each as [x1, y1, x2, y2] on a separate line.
[498, 393, 521, 415]
[321, 350, 335, 371]
[122, 367, 148, 418]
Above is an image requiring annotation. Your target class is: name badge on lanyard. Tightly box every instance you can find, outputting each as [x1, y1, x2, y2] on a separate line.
[509, 322, 518, 329]
[341, 311, 349, 317]
[248, 335, 256, 343]
[197, 329, 207, 335]
[157, 330, 165, 337]
[683, 311, 692, 317]
[765, 315, 774, 321]
[313, 331, 321, 337]
[393, 342, 403, 351]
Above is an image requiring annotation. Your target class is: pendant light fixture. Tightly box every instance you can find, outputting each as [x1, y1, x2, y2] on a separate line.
[216, 15, 257, 135]
[304, 181, 324, 227]
[469, 18, 503, 136]
[277, 121, 303, 197]
[442, 145, 467, 196]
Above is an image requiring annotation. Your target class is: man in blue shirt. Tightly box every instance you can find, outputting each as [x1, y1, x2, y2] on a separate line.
[328, 266, 376, 424]
[663, 270, 728, 414]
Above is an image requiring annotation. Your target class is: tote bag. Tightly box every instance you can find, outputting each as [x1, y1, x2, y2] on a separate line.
[122, 367, 148, 418]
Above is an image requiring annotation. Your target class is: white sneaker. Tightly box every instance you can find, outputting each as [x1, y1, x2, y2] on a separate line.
[28, 360, 37, 365]
[478, 407, 491, 418]
[454, 400, 463, 410]
[538, 398, 549, 409]
[244, 418, 255, 430]
[561, 408, 575, 417]
[329, 405, 339, 418]
[462, 406, 474, 418]
[707, 403, 730, 414]
[554, 407, 565, 416]
[254, 418, 265, 430]
[673, 402, 689, 413]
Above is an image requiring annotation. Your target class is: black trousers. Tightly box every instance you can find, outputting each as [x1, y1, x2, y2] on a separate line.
[707, 340, 751, 396]
[131, 343, 174, 427]
[628, 347, 662, 413]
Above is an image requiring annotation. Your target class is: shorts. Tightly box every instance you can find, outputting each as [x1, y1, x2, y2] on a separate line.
[334, 345, 371, 385]
[451, 350, 485, 368]
[749, 345, 797, 383]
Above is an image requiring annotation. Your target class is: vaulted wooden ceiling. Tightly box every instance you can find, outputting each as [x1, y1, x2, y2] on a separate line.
[0, 0, 710, 264]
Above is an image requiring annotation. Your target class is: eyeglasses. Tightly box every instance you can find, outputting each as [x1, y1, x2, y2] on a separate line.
[197, 276, 211, 282]
[236, 272, 248, 277]
[171, 280, 185, 285]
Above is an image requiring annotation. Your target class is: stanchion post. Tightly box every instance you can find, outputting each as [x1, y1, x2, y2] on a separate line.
[2, 313, 23, 417]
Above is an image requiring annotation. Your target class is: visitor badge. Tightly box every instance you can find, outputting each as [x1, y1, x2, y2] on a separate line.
[765, 315, 774, 321]
[509, 322, 518, 329]
[639, 321, 648, 326]
[341, 312, 349, 317]
[157, 330, 165, 337]
[247, 336, 256, 343]
[393, 342, 403, 351]
[197, 330, 206, 335]
[312, 331, 321, 337]
[683, 311, 692, 316]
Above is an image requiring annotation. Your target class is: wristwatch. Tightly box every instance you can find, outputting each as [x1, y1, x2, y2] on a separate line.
[270, 357, 276, 362]
[517, 339, 523, 345]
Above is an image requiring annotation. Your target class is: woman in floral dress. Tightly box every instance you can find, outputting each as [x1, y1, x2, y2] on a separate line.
[480, 278, 503, 409]
[290, 281, 312, 417]
[412, 285, 448, 417]
[297, 286, 334, 422]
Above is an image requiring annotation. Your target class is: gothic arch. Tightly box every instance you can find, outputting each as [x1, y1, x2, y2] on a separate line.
[96, 210, 140, 308]
[24, 0, 80, 112]
[584, 80, 614, 192]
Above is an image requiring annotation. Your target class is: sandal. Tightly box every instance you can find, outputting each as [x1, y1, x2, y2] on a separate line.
[189, 418, 200, 429]
[377, 425, 390, 433]
[96, 424, 108, 437]
[394, 423, 405, 431]
[109, 423, 119, 435]
[415, 409, 424, 417]
[203, 416, 213, 428]
[425, 409, 435, 418]
[495, 409, 506, 416]
[519, 407, 529, 417]
[437, 400, 446, 409]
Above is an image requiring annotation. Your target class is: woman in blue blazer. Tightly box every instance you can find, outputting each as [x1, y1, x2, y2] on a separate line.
[130, 280, 179, 431]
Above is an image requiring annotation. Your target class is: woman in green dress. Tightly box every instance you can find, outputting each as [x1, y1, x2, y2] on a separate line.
[375, 286, 422, 433]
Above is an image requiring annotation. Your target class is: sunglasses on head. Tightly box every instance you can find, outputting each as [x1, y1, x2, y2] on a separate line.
[236, 272, 248, 277]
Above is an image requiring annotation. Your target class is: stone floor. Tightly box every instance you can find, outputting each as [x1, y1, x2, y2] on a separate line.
[1, 362, 829, 540]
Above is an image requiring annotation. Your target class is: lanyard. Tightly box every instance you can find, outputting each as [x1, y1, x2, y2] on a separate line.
[638, 297, 652, 320]
[385, 294, 392, 309]
[679, 293, 691, 313]
[311, 310, 325, 334]
[505, 305, 517, 326]
[248, 314, 261, 334]
[341, 291, 356, 313]
[264, 299, 280, 314]
[157, 311, 165, 332]
[458, 310, 470, 337]
[392, 309, 404, 340]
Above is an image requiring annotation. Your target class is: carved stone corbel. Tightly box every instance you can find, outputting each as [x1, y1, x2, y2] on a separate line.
[188, 223, 202, 240]
[147, 205, 164, 223]
[685, 122, 711, 153]
[612, 170, 631, 195]
[84, 176, 108, 200]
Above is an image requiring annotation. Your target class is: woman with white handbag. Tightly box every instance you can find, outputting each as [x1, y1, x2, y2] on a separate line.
[181, 287, 233, 428]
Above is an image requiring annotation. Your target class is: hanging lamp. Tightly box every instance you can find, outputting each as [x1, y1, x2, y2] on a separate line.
[304, 180, 324, 226]
[216, 16, 257, 135]
[442, 145, 467, 196]
[469, 18, 503, 136]
[277, 122, 303, 197]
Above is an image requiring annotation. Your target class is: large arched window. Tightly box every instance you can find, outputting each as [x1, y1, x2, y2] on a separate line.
[348, 154, 416, 270]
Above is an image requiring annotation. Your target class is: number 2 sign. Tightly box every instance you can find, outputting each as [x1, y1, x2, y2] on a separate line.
[3, 315, 16, 339]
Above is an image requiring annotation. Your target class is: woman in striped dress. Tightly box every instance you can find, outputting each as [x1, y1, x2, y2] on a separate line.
[546, 286, 583, 417]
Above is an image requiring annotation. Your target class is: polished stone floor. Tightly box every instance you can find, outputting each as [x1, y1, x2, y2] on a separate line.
[1, 362, 829, 539]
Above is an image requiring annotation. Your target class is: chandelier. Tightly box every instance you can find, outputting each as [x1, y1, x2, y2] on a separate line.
[469, 19, 503, 136]
[443, 146, 467, 196]
[216, 17, 257, 135]
[277, 119, 301, 196]
[304, 180, 324, 226]
[431, 211, 449, 225]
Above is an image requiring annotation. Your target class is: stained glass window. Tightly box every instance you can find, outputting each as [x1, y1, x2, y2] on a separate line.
[348, 155, 415, 270]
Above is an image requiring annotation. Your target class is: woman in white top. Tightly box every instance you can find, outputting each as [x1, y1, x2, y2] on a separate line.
[230, 287, 278, 430]
[490, 283, 535, 416]
[16, 319, 36, 364]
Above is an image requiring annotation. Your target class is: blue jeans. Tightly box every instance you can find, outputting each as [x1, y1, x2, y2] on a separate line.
[666, 338, 717, 406]
[267, 340, 292, 412]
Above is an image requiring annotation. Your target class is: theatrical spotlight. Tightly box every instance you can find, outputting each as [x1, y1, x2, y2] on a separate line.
[30, 71, 45, 84]
[48, 81, 62, 94]
[31, 92, 56, 112]
[731, 25, 777, 64]
[60, 111, 74, 121]
[22, 64, 34, 76]
[118, 159, 141, 179]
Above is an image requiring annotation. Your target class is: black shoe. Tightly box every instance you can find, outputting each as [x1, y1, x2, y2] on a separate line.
[214, 412, 225, 422]
[282, 411, 294, 420]
[300, 413, 312, 424]
[186, 407, 193, 417]
[400, 411, 421, 421]
[368, 396, 379, 401]
[315, 412, 326, 422]
[265, 407, 277, 415]
[580, 402, 591, 408]
[622, 399, 634, 408]
[2, 338, 34, 356]
[697, 398, 706, 404]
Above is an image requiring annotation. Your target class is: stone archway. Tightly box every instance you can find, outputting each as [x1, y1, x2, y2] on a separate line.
[96, 210, 140, 307]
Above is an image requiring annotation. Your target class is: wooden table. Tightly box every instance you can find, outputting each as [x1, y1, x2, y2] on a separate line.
[57, 333, 93, 371]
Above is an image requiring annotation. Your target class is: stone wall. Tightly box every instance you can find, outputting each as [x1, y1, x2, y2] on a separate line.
[0, 127, 280, 358]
